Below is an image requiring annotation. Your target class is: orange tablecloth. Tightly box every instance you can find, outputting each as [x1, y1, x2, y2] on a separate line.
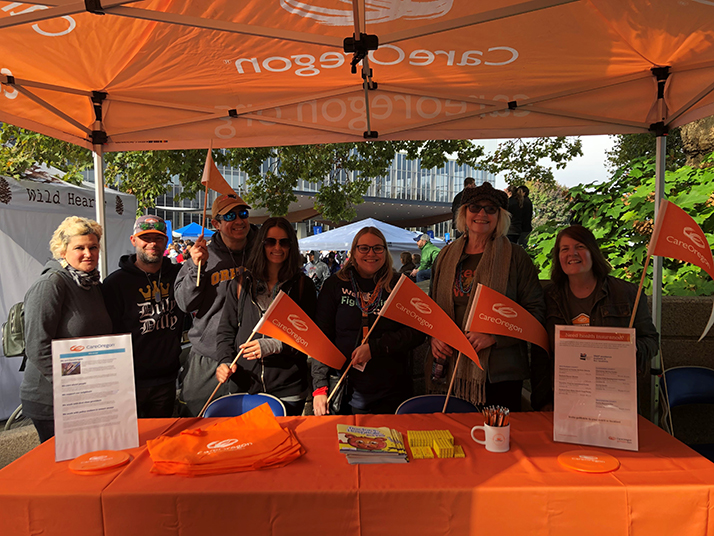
[2, 414, 713, 536]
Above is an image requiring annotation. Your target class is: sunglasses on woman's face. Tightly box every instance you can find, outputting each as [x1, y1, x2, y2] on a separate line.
[219, 208, 249, 221]
[264, 237, 291, 248]
[467, 204, 499, 215]
[355, 244, 386, 254]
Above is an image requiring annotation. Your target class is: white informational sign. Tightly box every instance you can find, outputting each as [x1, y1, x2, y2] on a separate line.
[553, 325, 638, 452]
[52, 334, 139, 462]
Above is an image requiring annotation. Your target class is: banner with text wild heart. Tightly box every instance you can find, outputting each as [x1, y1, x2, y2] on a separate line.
[647, 199, 714, 340]
[255, 291, 346, 370]
[378, 274, 481, 369]
[466, 284, 548, 352]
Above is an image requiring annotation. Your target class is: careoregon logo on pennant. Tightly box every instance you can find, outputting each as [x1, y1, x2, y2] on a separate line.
[467, 284, 549, 352]
[287, 314, 308, 332]
[410, 296, 432, 315]
[492, 303, 517, 318]
[255, 291, 346, 370]
[683, 226, 707, 250]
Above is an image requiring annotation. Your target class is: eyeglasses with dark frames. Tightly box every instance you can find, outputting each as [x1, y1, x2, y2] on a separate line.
[264, 237, 291, 248]
[355, 244, 386, 254]
[138, 220, 167, 232]
[467, 204, 499, 215]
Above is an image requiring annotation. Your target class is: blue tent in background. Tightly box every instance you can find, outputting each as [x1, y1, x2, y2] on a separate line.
[173, 222, 214, 241]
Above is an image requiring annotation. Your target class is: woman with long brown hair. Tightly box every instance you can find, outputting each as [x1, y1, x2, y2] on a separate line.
[311, 227, 424, 415]
[215, 217, 316, 415]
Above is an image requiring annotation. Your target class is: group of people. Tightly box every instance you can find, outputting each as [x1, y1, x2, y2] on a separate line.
[19, 184, 659, 442]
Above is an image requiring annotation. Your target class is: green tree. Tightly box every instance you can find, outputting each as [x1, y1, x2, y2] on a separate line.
[527, 180, 571, 230]
[1, 124, 585, 220]
[529, 156, 714, 295]
[481, 137, 583, 186]
[605, 130, 685, 173]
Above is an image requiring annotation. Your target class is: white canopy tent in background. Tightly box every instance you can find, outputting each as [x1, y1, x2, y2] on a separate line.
[298, 217, 445, 267]
[3, 0, 714, 420]
[0, 176, 136, 420]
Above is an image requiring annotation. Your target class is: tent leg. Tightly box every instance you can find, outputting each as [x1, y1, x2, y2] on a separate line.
[650, 134, 666, 424]
[93, 145, 107, 281]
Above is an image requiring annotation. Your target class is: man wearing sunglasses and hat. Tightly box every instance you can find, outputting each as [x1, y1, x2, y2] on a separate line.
[175, 193, 258, 416]
[103, 215, 185, 417]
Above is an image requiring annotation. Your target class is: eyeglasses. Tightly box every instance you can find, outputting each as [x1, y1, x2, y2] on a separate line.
[467, 204, 499, 215]
[138, 220, 166, 232]
[219, 208, 249, 221]
[355, 244, 386, 254]
[264, 237, 291, 248]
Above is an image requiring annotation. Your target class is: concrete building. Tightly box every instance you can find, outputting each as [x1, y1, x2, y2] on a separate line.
[152, 153, 494, 239]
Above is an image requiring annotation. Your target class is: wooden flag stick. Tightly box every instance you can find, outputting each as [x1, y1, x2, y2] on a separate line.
[326, 316, 384, 405]
[196, 184, 209, 287]
[629, 252, 652, 328]
[198, 329, 258, 417]
[442, 352, 463, 413]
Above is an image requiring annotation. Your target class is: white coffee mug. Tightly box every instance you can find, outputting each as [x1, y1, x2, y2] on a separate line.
[471, 423, 510, 453]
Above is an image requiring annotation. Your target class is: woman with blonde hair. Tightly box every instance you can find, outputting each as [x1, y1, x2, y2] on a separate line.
[21, 216, 112, 442]
[428, 183, 544, 411]
[311, 227, 424, 415]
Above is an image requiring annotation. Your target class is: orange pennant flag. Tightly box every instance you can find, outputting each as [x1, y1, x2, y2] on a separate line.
[255, 291, 347, 370]
[202, 148, 235, 195]
[648, 199, 714, 279]
[648, 199, 714, 340]
[378, 275, 482, 369]
[466, 284, 549, 352]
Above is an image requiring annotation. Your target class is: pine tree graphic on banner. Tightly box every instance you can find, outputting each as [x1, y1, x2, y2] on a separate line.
[0, 177, 11, 204]
[115, 195, 124, 215]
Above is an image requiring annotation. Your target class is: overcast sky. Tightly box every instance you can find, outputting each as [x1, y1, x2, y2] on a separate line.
[479, 135, 617, 189]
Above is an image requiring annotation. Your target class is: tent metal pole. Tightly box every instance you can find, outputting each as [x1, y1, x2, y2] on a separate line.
[650, 134, 666, 424]
[93, 145, 107, 281]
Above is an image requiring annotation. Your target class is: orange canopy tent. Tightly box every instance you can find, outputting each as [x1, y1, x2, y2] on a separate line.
[2, 0, 713, 419]
[0, 1, 712, 151]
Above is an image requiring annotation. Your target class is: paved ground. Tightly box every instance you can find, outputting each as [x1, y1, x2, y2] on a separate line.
[0, 415, 39, 469]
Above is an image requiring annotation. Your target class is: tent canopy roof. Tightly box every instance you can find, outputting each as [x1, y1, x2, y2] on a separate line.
[298, 217, 444, 253]
[1, 0, 713, 152]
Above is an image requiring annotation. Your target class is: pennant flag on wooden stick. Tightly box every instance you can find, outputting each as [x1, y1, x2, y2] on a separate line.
[255, 291, 346, 370]
[202, 148, 235, 195]
[378, 274, 482, 369]
[648, 199, 714, 340]
[466, 284, 549, 352]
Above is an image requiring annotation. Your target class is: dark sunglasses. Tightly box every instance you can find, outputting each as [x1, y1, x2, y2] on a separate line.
[356, 244, 386, 254]
[138, 220, 166, 232]
[219, 208, 249, 221]
[467, 204, 499, 215]
[264, 237, 291, 248]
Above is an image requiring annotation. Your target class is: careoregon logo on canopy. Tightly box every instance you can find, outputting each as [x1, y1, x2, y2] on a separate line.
[287, 314, 309, 332]
[492, 303, 517, 319]
[683, 227, 706, 250]
[410, 297, 432, 315]
[280, 0, 453, 26]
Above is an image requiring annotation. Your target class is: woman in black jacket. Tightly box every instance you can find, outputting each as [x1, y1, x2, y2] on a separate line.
[311, 227, 425, 416]
[215, 217, 316, 415]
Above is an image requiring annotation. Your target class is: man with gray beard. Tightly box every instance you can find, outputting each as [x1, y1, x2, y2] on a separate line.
[102, 215, 185, 417]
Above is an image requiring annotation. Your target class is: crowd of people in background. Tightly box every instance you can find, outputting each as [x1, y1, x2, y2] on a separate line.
[19, 182, 659, 442]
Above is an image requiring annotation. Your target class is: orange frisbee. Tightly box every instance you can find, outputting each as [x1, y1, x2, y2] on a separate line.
[558, 450, 620, 473]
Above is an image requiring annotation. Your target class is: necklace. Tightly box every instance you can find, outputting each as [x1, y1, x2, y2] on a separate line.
[144, 267, 162, 303]
[456, 260, 473, 295]
[349, 271, 383, 340]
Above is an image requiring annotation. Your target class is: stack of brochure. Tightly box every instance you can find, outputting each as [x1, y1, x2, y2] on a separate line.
[336, 424, 408, 464]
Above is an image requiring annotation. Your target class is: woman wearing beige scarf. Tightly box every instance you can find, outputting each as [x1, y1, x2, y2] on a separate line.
[427, 183, 545, 410]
